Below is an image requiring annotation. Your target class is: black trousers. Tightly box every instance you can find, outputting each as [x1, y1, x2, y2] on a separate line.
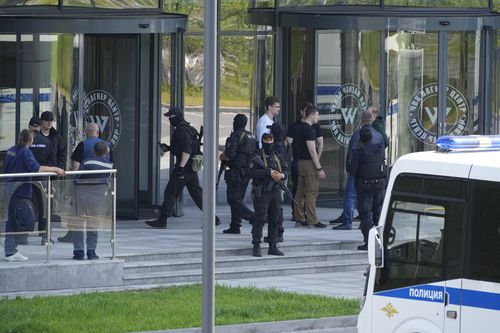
[251, 188, 281, 244]
[356, 187, 385, 243]
[225, 169, 253, 228]
[161, 166, 203, 216]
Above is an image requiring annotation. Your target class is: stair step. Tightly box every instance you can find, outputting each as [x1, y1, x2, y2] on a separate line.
[123, 259, 368, 285]
[120, 241, 360, 263]
[283, 327, 357, 333]
[123, 249, 367, 274]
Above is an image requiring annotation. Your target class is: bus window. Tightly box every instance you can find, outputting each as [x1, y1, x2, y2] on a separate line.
[468, 180, 500, 283]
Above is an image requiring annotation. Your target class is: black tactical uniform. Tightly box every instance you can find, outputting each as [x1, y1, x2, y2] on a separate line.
[250, 132, 288, 257]
[266, 121, 291, 242]
[222, 114, 257, 234]
[349, 127, 387, 250]
[146, 107, 219, 228]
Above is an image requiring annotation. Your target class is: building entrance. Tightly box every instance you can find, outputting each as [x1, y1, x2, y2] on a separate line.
[0, 9, 186, 218]
[256, 11, 500, 199]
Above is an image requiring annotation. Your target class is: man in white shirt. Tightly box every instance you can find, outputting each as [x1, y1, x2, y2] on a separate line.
[256, 96, 280, 148]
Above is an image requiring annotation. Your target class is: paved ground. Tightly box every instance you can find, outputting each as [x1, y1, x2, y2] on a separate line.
[1, 184, 367, 300]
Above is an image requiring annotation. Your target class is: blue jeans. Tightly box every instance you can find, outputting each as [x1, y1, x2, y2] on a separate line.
[340, 176, 356, 227]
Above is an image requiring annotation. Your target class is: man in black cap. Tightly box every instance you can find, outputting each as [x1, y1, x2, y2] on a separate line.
[29, 116, 56, 168]
[349, 126, 387, 250]
[145, 107, 220, 228]
[219, 114, 257, 234]
[28, 116, 57, 245]
[249, 132, 288, 257]
[40, 111, 67, 170]
[264, 121, 290, 243]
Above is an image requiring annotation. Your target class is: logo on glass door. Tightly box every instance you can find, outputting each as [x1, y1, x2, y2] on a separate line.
[408, 83, 469, 145]
[70, 87, 122, 150]
[329, 83, 367, 146]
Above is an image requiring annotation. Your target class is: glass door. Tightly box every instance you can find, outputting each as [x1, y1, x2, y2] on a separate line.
[79, 35, 140, 218]
[386, 30, 480, 165]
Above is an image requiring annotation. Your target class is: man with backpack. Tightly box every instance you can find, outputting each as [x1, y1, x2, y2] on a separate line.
[145, 107, 220, 229]
[220, 114, 257, 234]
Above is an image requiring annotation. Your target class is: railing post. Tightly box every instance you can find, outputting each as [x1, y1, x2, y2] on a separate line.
[46, 176, 51, 264]
[111, 173, 116, 260]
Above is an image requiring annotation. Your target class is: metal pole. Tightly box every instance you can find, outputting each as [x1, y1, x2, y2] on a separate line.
[111, 173, 116, 260]
[46, 177, 52, 264]
[202, 0, 217, 332]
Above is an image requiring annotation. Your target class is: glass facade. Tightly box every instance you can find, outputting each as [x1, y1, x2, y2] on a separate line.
[0, 1, 498, 212]
[249, 4, 500, 201]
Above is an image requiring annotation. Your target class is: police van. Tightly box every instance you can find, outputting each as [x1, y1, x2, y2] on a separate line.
[357, 135, 500, 333]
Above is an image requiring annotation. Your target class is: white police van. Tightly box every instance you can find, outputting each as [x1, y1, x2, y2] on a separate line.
[358, 135, 500, 333]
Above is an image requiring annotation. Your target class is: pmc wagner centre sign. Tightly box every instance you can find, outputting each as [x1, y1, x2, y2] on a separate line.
[70, 87, 122, 150]
[329, 83, 367, 146]
[408, 84, 469, 145]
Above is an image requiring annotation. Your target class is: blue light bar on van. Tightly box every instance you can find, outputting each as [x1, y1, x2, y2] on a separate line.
[436, 135, 500, 151]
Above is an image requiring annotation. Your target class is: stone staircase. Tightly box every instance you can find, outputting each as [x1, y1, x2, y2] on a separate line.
[121, 241, 368, 287]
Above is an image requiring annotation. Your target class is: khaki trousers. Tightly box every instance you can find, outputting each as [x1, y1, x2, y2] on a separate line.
[293, 159, 320, 224]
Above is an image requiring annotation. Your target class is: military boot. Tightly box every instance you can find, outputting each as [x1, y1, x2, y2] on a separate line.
[268, 243, 284, 256]
[252, 243, 262, 257]
[145, 214, 167, 229]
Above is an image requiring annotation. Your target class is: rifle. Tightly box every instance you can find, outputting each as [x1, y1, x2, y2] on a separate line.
[252, 155, 299, 206]
[216, 160, 227, 191]
[198, 125, 203, 147]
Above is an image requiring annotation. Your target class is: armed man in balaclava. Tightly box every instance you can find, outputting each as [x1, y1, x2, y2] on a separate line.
[219, 114, 257, 235]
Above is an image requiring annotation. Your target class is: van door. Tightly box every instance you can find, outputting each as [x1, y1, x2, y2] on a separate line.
[372, 200, 446, 333]
[372, 174, 468, 333]
[443, 279, 461, 332]
[462, 172, 500, 332]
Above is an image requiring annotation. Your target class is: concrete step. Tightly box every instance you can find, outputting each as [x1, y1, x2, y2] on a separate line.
[120, 241, 360, 263]
[157, 315, 359, 333]
[123, 258, 368, 285]
[282, 328, 357, 333]
[123, 249, 367, 274]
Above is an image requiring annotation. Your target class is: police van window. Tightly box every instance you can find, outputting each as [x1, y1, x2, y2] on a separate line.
[375, 174, 466, 292]
[468, 180, 500, 283]
[392, 173, 467, 200]
[375, 201, 445, 291]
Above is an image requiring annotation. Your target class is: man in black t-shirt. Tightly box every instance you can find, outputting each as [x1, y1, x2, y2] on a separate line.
[286, 101, 323, 219]
[291, 105, 327, 228]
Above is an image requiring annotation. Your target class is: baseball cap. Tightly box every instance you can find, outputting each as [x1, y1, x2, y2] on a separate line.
[266, 122, 285, 139]
[261, 132, 274, 142]
[29, 116, 42, 127]
[163, 106, 183, 118]
[40, 111, 54, 121]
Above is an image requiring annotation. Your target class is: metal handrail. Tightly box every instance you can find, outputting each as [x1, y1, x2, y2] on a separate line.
[0, 169, 117, 178]
[1, 170, 117, 263]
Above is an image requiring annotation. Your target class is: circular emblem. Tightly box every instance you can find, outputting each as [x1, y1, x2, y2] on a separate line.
[408, 83, 469, 145]
[329, 83, 367, 146]
[83, 90, 122, 150]
[70, 86, 122, 150]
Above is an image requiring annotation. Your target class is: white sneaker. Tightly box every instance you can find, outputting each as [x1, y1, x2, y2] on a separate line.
[5, 252, 28, 262]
